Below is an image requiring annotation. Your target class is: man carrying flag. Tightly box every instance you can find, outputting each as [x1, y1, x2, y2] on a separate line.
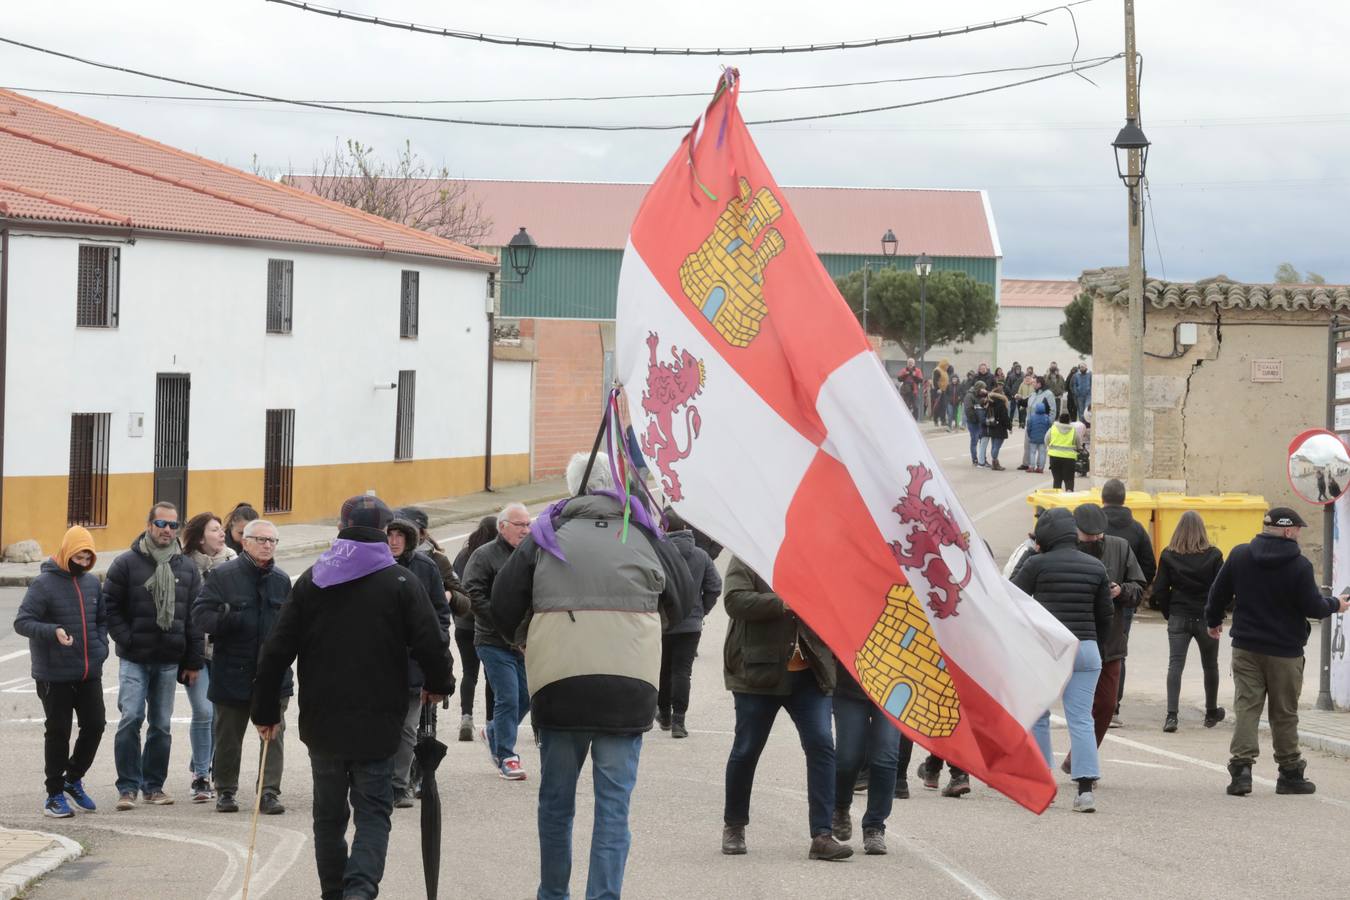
[615, 69, 1076, 814]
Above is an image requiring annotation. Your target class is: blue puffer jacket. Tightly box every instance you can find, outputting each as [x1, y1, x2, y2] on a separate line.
[13, 559, 109, 683]
[665, 530, 722, 635]
[1027, 393, 1054, 444]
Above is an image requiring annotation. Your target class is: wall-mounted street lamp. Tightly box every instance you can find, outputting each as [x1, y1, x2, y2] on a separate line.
[862, 229, 898, 336]
[485, 226, 537, 491]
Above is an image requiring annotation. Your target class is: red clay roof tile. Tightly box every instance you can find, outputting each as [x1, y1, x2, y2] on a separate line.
[0, 89, 496, 266]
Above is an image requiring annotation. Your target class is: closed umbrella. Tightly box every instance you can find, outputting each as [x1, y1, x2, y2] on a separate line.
[413, 702, 447, 899]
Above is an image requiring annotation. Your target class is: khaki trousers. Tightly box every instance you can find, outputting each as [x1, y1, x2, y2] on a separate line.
[1229, 648, 1303, 769]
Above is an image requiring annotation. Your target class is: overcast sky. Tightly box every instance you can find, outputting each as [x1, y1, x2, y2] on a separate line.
[6, 0, 1347, 282]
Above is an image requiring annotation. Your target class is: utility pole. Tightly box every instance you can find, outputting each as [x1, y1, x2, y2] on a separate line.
[1124, 0, 1146, 489]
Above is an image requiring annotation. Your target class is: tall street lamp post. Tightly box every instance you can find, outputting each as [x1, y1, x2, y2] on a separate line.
[914, 251, 932, 372]
[861, 228, 899, 339]
[1114, 0, 1150, 489]
[485, 226, 537, 491]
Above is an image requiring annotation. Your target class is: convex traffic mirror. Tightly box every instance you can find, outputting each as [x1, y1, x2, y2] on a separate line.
[1288, 428, 1350, 505]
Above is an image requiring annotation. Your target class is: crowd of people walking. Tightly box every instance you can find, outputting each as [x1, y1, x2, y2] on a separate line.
[11, 443, 1348, 896]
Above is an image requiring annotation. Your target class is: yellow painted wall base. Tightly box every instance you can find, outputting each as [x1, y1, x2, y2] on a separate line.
[2, 453, 530, 555]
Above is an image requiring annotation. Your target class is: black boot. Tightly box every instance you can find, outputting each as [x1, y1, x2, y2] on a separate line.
[671, 714, 688, 739]
[1226, 763, 1252, 796]
[1204, 707, 1226, 728]
[721, 825, 747, 855]
[656, 708, 671, 731]
[1276, 760, 1316, 795]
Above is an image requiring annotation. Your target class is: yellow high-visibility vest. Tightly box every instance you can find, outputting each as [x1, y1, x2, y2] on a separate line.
[1048, 424, 1078, 459]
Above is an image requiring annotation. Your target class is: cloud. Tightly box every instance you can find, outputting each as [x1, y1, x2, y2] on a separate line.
[6, 0, 1348, 283]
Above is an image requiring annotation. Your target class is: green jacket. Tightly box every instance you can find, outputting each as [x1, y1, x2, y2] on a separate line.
[722, 557, 835, 696]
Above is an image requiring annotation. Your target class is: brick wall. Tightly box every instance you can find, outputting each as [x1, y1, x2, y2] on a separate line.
[526, 318, 606, 478]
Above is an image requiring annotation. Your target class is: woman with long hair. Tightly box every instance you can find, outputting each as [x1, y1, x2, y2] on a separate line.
[222, 502, 258, 555]
[1153, 511, 1225, 733]
[179, 511, 236, 802]
[451, 516, 499, 740]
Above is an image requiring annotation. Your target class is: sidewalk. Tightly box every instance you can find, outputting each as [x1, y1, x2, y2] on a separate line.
[0, 827, 82, 900]
[0, 478, 569, 587]
[1129, 608, 1350, 759]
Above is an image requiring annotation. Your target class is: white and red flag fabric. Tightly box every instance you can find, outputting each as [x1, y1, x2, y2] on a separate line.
[615, 72, 1076, 813]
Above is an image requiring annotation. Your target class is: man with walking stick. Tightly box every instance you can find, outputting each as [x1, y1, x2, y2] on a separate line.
[251, 496, 454, 900]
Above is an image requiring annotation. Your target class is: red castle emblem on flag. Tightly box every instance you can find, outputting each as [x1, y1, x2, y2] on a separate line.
[890, 464, 972, 619]
[640, 331, 706, 502]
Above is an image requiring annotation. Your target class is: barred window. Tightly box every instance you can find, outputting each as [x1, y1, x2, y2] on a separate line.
[76, 245, 119, 328]
[68, 413, 110, 527]
[263, 409, 295, 513]
[395, 370, 416, 460]
[266, 259, 293, 334]
[400, 270, 419, 338]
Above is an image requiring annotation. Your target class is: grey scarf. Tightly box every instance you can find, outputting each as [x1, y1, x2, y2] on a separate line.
[139, 534, 180, 632]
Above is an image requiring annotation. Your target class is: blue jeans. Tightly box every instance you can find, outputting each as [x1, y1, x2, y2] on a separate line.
[1032, 641, 1103, 780]
[725, 670, 836, 836]
[478, 644, 530, 762]
[185, 663, 212, 779]
[537, 730, 642, 900]
[968, 420, 984, 463]
[114, 659, 178, 795]
[309, 754, 395, 900]
[979, 436, 1006, 465]
[1028, 442, 1048, 470]
[833, 692, 900, 832]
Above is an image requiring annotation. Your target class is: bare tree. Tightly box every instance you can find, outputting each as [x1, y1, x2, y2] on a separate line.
[283, 140, 492, 246]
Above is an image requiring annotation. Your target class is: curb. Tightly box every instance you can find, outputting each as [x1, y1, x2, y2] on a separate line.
[1260, 720, 1350, 759]
[0, 827, 83, 900]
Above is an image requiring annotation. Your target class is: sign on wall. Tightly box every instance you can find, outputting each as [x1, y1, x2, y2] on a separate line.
[1251, 358, 1284, 383]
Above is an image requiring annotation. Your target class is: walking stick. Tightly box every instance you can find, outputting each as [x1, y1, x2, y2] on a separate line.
[242, 736, 271, 900]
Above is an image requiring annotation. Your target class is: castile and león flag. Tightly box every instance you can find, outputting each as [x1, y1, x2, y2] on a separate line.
[615, 71, 1078, 813]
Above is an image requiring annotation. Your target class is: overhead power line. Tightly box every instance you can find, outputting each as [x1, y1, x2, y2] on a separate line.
[0, 35, 1121, 131]
[265, 0, 1094, 56]
[0, 56, 1118, 106]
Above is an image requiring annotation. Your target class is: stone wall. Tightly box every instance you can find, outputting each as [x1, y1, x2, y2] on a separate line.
[1090, 294, 1336, 564]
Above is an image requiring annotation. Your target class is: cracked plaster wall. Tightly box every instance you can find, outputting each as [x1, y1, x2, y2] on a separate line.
[1091, 298, 1334, 565]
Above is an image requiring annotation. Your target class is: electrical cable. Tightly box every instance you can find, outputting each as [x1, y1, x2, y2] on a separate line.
[265, 0, 1095, 56]
[0, 35, 1121, 131]
[0, 56, 1118, 106]
[1144, 177, 1166, 281]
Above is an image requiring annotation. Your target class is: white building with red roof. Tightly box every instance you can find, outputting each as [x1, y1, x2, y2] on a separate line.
[0, 89, 528, 553]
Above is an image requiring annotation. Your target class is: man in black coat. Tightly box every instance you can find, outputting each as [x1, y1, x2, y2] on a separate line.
[251, 495, 454, 900]
[386, 514, 453, 807]
[1100, 478, 1156, 724]
[192, 519, 292, 815]
[1206, 508, 1350, 797]
[104, 501, 203, 811]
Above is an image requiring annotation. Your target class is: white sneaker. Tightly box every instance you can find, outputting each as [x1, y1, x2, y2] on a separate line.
[1073, 791, 1096, 813]
[477, 725, 500, 770]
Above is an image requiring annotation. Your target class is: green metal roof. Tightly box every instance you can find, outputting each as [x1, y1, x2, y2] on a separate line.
[501, 248, 997, 320]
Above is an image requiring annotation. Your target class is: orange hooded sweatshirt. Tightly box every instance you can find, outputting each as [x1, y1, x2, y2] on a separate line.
[54, 526, 97, 573]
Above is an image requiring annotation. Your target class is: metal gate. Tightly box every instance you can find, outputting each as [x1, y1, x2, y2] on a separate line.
[153, 374, 190, 512]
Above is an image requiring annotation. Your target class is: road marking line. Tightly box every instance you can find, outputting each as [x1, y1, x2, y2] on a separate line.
[889, 833, 1008, 900]
[1050, 714, 1350, 812]
[972, 481, 1049, 522]
[75, 823, 242, 899]
[0, 675, 29, 688]
[235, 824, 308, 900]
[0, 648, 30, 663]
[1103, 758, 1179, 770]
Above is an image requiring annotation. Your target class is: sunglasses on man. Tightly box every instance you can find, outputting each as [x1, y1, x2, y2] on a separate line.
[150, 519, 181, 530]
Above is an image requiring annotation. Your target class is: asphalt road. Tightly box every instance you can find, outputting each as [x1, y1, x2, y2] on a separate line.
[2, 426, 1345, 899]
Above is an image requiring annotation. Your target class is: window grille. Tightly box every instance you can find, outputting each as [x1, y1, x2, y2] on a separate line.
[76, 245, 119, 328]
[400, 270, 419, 338]
[67, 413, 110, 526]
[263, 409, 295, 513]
[266, 259, 293, 334]
[395, 370, 416, 460]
